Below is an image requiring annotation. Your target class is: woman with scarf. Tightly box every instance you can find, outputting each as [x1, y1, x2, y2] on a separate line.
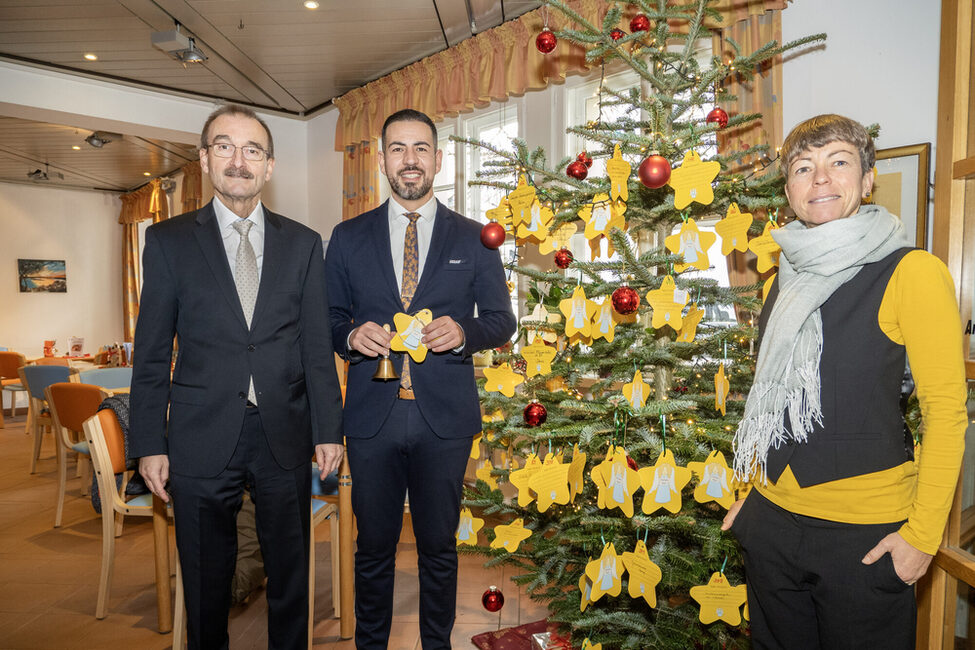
[721, 114, 966, 649]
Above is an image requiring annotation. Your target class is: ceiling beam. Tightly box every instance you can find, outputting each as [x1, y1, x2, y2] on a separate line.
[433, 0, 473, 47]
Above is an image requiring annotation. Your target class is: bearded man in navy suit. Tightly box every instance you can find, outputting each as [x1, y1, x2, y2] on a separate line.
[130, 104, 344, 650]
[325, 109, 516, 648]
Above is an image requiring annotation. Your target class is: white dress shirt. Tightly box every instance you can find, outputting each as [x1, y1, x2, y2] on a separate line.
[213, 195, 265, 281]
[387, 196, 437, 292]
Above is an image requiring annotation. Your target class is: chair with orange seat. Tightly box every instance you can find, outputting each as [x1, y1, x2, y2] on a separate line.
[19, 364, 73, 472]
[46, 382, 106, 527]
[82, 408, 160, 620]
[0, 351, 28, 428]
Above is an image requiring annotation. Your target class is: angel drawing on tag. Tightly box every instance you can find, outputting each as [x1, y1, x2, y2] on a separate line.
[701, 462, 729, 499]
[651, 464, 678, 504]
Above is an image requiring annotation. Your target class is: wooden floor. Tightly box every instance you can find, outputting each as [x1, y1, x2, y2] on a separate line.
[0, 407, 547, 649]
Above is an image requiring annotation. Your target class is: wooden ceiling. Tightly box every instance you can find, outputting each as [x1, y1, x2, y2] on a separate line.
[0, 0, 540, 191]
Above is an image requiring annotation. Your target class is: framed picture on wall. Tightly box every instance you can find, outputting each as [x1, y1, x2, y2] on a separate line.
[868, 143, 931, 249]
[17, 259, 67, 293]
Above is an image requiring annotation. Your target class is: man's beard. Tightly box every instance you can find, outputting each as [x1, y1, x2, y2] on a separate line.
[388, 167, 432, 202]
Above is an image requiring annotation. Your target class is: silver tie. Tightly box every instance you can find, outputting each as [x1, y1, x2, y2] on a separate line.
[232, 218, 258, 403]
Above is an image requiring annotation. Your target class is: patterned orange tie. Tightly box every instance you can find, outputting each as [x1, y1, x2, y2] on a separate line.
[400, 212, 421, 390]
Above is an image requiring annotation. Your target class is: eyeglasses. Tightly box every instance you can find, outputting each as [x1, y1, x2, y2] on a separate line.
[206, 142, 269, 161]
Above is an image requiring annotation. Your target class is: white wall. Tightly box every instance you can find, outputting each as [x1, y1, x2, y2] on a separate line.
[0, 182, 123, 359]
[306, 106, 345, 238]
[781, 0, 941, 153]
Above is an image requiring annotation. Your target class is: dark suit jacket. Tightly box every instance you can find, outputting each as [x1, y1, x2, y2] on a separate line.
[129, 200, 344, 477]
[325, 200, 516, 440]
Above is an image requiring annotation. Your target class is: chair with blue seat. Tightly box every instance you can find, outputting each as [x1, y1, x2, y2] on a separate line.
[0, 351, 28, 428]
[73, 367, 133, 392]
[46, 382, 106, 527]
[19, 364, 73, 473]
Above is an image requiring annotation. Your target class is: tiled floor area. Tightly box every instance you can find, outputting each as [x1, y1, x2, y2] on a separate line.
[0, 408, 547, 649]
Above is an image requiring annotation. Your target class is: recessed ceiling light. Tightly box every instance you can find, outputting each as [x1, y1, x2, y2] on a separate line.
[303, 1, 319, 8]
[84, 53, 98, 61]
[71, 145, 81, 150]
[143, 172, 152, 176]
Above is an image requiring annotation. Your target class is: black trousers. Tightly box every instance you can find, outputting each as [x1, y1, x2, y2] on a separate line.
[731, 490, 915, 650]
[346, 398, 472, 649]
[170, 406, 311, 650]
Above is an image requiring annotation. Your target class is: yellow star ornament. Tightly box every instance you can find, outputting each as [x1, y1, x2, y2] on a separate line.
[690, 572, 748, 625]
[646, 275, 689, 330]
[517, 200, 554, 242]
[606, 144, 632, 202]
[591, 299, 617, 343]
[455, 507, 484, 546]
[482, 362, 524, 397]
[539, 221, 578, 255]
[714, 203, 753, 254]
[622, 369, 651, 410]
[581, 639, 602, 650]
[559, 285, 598, 338]
[567, 444, 588, 501]
[713, 362, 730, 415]
[585, 543, 624, 601]
[748, 220, 781, 273]
[390, 309, 432, 362]
[528, 455, 570, 512]
[676, 303, 705, 343]
[470, 435, 482, 460]
[506, 174, 538, 229]
[490, 518, 532, 552]
[621, 539, 662, 607]
[486, 197, 513, 234]
[591, 446, 640, 517]
[664, 218, 717, 272]
[638, 449, 692, 514]
[475, 459, 498, 490]
[508, 452, 542, 506]
[521, 338, 557, 378]
[688, 450, 735, 509]
[578, 193, 626, 241]
[668, 150, 721, 210]
[579, 571, 594, 612]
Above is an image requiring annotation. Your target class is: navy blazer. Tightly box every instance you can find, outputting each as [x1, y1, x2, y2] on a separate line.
[129, 201, 344, 477]
[325, 200, 516, 440]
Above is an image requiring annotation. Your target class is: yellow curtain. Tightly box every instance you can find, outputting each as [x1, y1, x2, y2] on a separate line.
[716, 8, 786, 317]
[181, 160, 202, 214]
[343, 141, 380, 221]
[119, 179, 170, 341]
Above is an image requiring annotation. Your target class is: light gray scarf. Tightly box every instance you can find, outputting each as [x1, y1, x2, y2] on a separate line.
[732, 204, 911, 481]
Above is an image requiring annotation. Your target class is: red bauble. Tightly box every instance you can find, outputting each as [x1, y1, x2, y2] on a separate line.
[566, 160, 589, 180]
[554, 248, 574, 269]
[523, 401, 548, 427]
[482, 586, 505, 612]
[638, 154, 672, 189]
[577, 151, 593, 168]
[626, 455, 638, 471]
[706, 107, 729, 129]
[630, 14, 651, 32]
[610, 28, 626, 41]
[480, 221, 506, 249]
[536, 28, 557, 54]
[512, 358, 528, 373]
[612, 285, 640, 315]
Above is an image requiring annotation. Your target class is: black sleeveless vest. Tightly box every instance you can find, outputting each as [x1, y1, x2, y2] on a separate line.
[761, 247, 914, 487]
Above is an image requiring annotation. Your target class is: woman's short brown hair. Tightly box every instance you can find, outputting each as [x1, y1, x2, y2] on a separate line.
[781, 114, 874, 176]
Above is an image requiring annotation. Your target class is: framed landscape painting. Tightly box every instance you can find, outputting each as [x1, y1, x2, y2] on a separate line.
[18, 259, 66, 293]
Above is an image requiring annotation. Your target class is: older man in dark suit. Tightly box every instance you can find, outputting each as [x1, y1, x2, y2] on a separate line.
[325, 109, 516, 649]
[130, 104, 344, 650]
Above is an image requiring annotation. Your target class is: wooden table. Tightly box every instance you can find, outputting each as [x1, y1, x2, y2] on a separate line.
[152, 494, 173, 633]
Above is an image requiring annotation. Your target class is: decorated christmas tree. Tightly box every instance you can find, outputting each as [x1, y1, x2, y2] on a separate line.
[457, 1, 825, 648]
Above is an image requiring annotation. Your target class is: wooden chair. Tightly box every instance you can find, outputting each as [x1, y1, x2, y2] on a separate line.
[0, 351, 28, 427]
[72, 367, 133, 392]
[82, 408, 159, 619]
[46, 382, 106, 527]
[19, 364, 73, 473]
